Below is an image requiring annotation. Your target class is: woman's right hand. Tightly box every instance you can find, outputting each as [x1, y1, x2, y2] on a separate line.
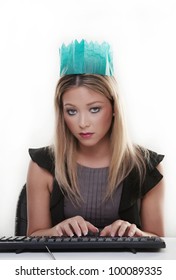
[55, 216, 99, 237]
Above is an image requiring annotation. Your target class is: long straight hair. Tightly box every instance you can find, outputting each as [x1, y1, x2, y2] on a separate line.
[53, 74, 149, 203]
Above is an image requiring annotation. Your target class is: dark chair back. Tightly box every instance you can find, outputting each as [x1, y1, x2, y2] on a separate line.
[15, 185, 27, 236]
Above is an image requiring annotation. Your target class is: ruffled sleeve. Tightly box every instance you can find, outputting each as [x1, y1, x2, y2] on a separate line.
[141, 149, 164, 196]
[28, 146, 55, 176]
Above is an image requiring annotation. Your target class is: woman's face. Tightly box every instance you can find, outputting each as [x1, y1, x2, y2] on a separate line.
[62, 86, 113, 148]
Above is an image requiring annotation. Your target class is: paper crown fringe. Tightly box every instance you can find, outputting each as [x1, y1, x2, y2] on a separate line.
[59, 39, 114, 76]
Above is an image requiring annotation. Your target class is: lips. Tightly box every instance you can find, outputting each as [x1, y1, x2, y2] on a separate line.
[79, 132, 94, 139]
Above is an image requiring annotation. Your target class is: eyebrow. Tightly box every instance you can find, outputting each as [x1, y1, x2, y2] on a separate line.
[64, 101, 105, 107]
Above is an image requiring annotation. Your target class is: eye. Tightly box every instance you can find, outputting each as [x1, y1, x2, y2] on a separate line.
[66, 109, 77, 115]
[90, 107, 101, 113]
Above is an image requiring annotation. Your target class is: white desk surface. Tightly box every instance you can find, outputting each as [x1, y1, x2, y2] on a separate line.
[0, 238, 175, 260]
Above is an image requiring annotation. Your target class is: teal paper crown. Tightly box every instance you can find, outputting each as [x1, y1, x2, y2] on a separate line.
[59, 39, 114, 76]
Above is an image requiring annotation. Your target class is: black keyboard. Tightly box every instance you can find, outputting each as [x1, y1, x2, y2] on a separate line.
[0, 236, 166, 253]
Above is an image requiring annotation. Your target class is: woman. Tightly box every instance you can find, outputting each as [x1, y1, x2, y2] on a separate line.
[26, 40, 165, 237]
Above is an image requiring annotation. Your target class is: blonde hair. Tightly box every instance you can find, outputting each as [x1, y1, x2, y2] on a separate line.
[53, 74, 149, 203]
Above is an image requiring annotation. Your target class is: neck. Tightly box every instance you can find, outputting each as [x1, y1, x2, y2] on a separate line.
[77, 139, 111, 168]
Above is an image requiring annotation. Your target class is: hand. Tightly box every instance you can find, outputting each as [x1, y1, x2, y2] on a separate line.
[55, 216, 99, 237]
[100, 220, 144, 237]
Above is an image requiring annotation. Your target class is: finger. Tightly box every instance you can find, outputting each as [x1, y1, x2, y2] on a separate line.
[55, 225, 64, 236]
[69, 217, 90, 236]
[71, 219, 88, 236]
[109, 220, 123, 237]
[86, 221, 99, 234]
[62, 223, 75, 237]
[117, 221, 131, 237]
[127, 224, 144, 237]
[70, 217, 91, 236]
[133, 228, 144, 237]
[72, 223, 98, 236]
[127, 224, 137, 237]
[99, 226, 111, 236]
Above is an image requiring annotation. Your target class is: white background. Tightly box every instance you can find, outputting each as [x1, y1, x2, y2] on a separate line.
[0, 0, 175, 237]
[0, 260, 176, 279]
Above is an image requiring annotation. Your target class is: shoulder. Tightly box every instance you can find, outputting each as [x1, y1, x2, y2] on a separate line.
[28, 146, 55, 176]
[136, 145, 164, 169]
[125, 146, 164, 195]
[144, 148, 164, 170]
[138, 146, 164, 195]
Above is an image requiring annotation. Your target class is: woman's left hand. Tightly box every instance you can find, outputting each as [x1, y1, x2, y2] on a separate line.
[100, 220, 144, 237]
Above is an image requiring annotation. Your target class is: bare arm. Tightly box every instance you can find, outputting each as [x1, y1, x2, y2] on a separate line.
[140, 163, 165, 236]
[26, 160, 57, 236]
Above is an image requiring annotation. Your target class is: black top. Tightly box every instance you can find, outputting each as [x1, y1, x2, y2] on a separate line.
[29, 147, 164, 229]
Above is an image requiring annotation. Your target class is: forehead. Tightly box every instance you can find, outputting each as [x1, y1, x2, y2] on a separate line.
[62, 86, 108, 105]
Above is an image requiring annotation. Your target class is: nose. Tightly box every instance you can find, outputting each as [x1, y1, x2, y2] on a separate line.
[78, 113, 90, 129]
